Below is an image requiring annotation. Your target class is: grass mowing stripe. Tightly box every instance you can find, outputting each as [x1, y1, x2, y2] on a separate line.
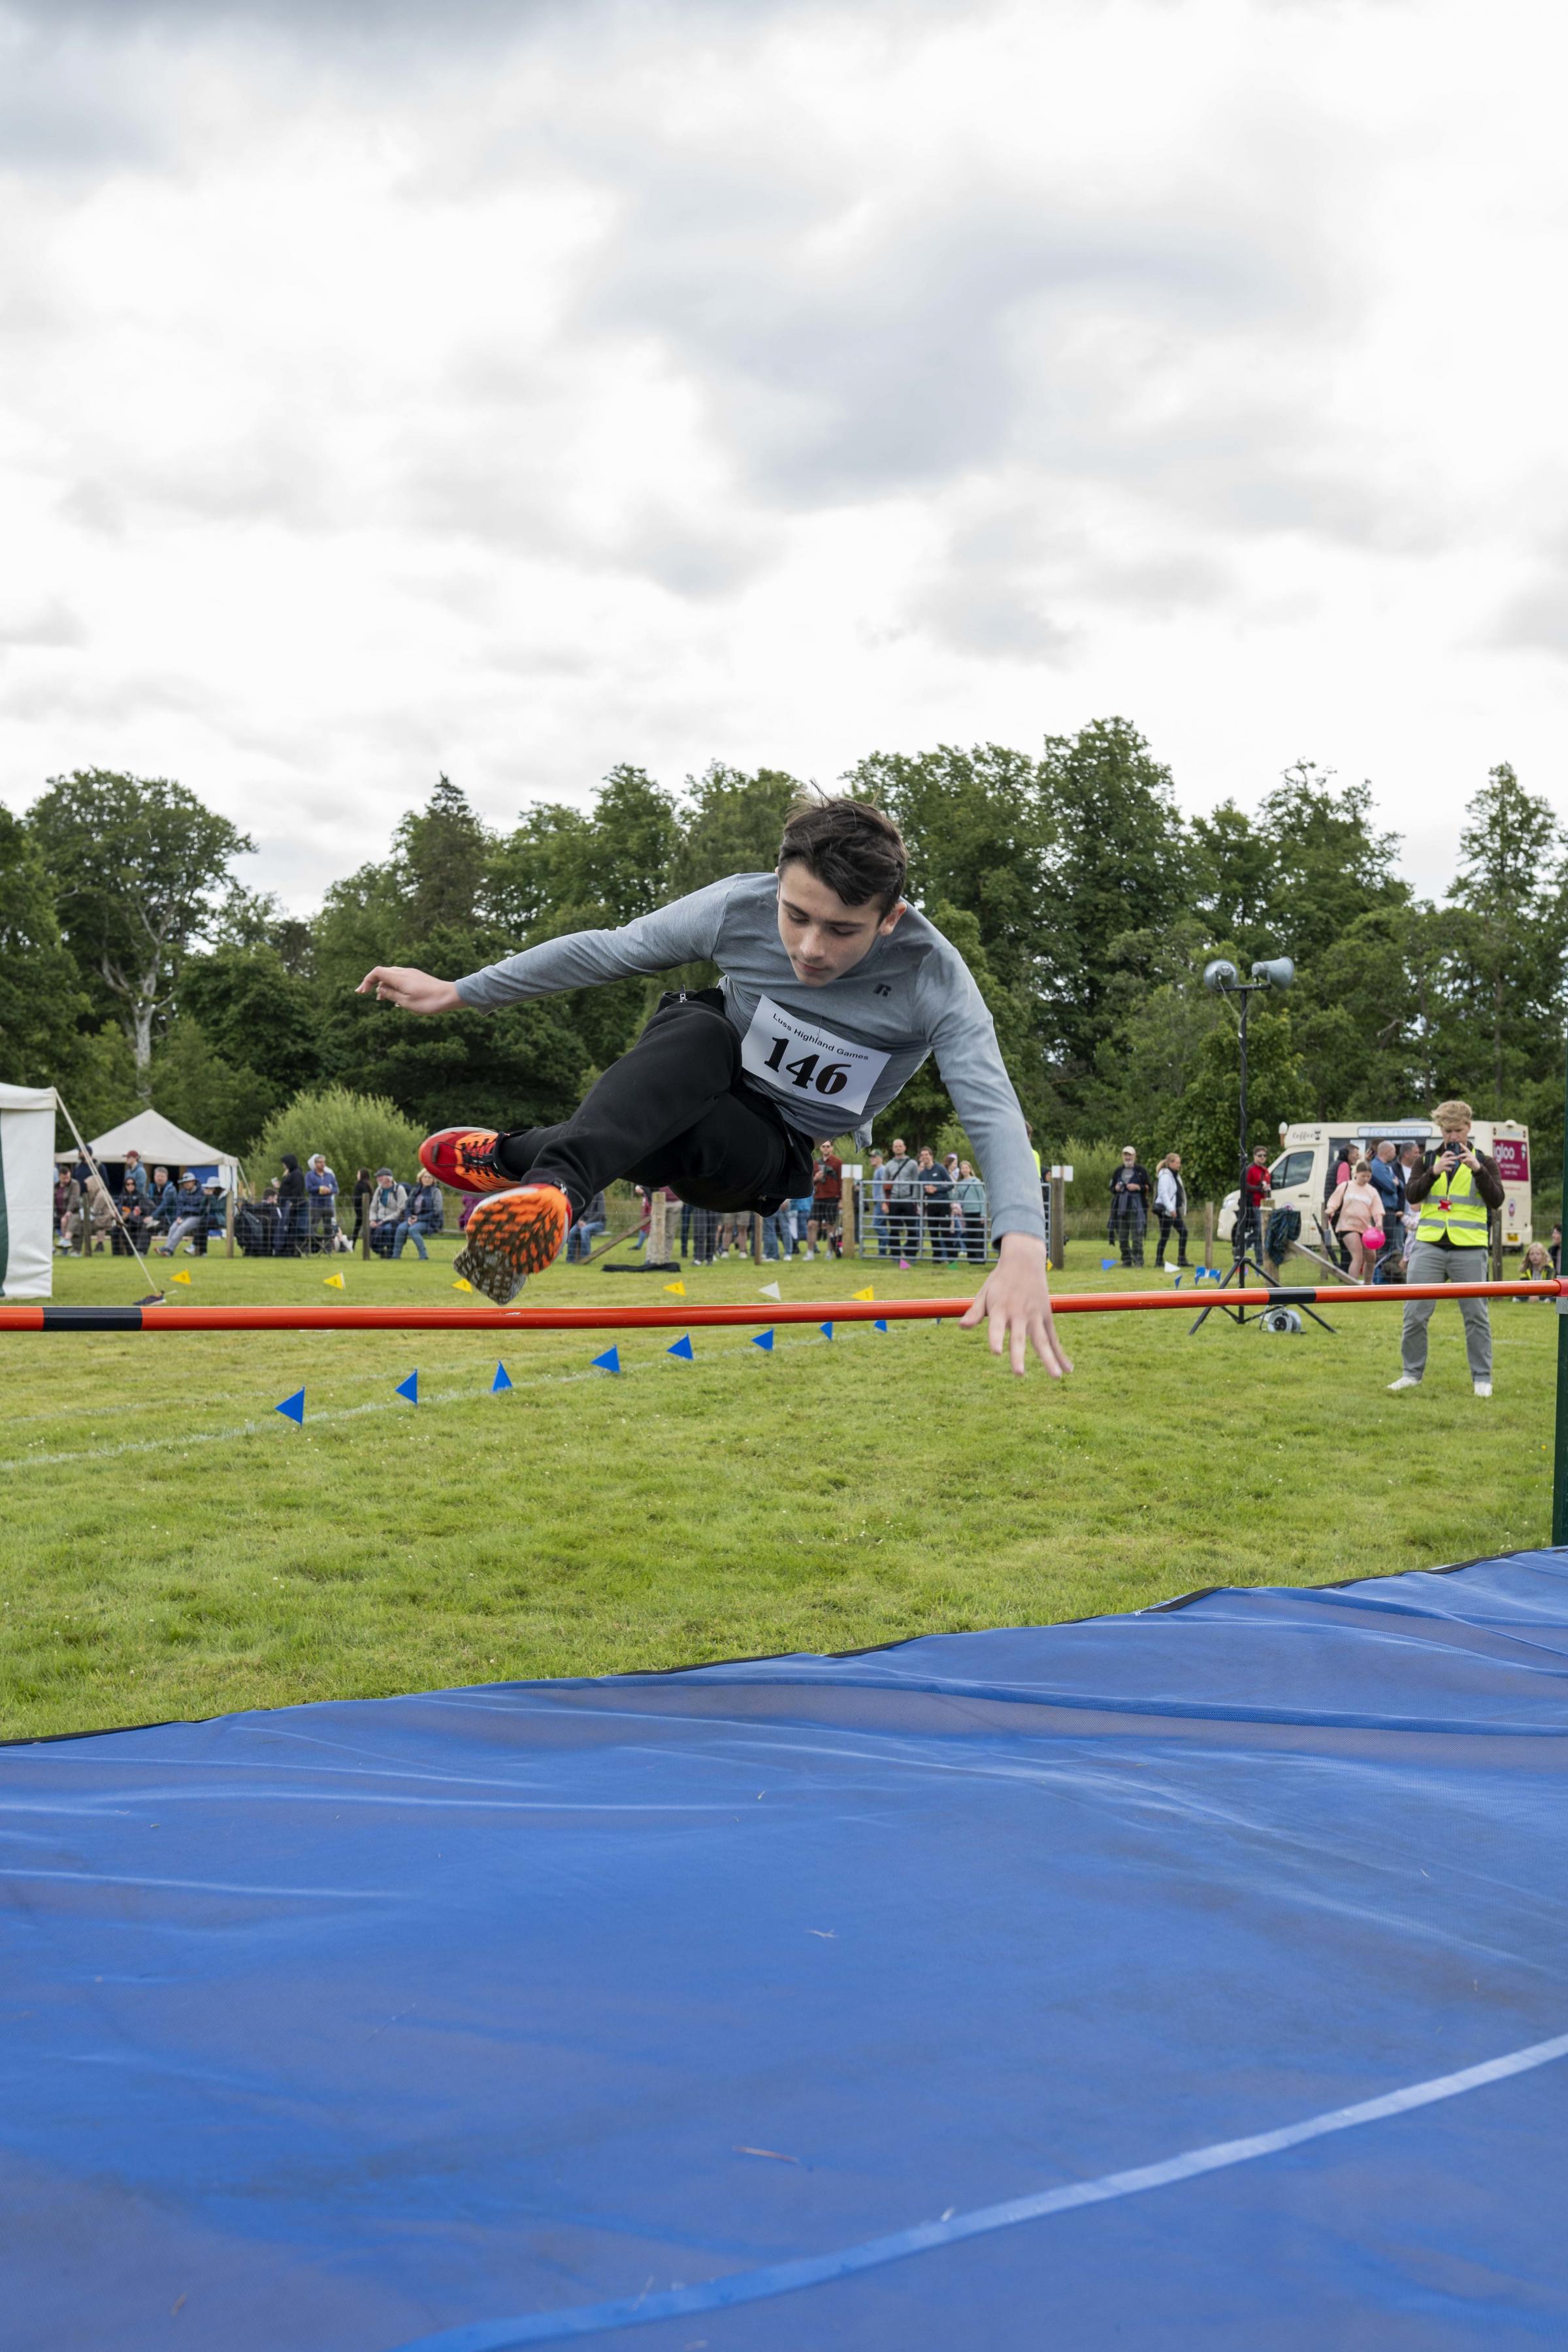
[1, 1329, 840, 1472]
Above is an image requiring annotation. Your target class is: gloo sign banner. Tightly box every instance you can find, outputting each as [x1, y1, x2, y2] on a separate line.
[1493, 1137, 1530, 1183]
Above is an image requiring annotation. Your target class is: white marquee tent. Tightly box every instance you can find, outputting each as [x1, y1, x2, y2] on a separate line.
[59, 1108, 243, 1190]
[1, 1082, 58, 1299]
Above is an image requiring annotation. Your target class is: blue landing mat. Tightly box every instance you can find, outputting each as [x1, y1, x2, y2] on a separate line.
[4, 1552, 1568, 2351]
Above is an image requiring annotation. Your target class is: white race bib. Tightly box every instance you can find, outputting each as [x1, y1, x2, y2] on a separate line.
[739, 994, 890, 1122]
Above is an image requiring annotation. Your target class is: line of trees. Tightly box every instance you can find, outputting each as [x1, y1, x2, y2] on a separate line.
[2, 720, 1564, 1204]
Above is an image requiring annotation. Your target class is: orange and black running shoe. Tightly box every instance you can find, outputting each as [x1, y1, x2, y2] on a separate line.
[454, 1184, 572, 1305]
[419, 1126, 515, 1194]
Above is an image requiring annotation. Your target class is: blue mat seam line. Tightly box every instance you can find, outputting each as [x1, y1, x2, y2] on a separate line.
[388, 2027, 1568, 2351]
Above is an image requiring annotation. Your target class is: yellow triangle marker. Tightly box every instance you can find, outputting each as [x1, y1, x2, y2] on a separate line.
[852, 1284, 875, 1301]
[171, 1269, 191, 1286]
[323, 1272, 345, 1291]
[662, 1279, 686, 1296]
[453, 1277, 473, 1292]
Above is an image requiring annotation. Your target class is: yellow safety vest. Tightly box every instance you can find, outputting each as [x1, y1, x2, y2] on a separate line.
[1415, 1158, 1490, 1249]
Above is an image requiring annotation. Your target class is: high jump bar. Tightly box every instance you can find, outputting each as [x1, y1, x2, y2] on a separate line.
[1, 1279, 1561, 1333]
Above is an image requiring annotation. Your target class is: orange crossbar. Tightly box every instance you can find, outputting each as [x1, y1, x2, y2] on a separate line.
[0, 1279, 1561, 1334]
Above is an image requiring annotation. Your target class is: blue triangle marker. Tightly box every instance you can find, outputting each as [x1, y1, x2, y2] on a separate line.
[819, 1321, 834, 1339]
[492, 1362, 512, 1392]
[592, 1345, 621, 1373]
[667, 1333, 694, 1360]
[1100, 1258, 1117, 1270]
[395, 1370, 418, 1404]
[874, 1318, 889, 1332]
[752, 1329, 775, 1352]
[274, 1387, 304, 1425]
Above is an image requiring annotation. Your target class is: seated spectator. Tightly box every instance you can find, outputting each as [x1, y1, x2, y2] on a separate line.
[111, 1179, 150, 1256]
[409, 1176, 444, 1236]
[565, 1190, 608, 1261]
[54, 1169, 79, 1251]
[121, 1148, 152, 1205]
[237, 1182, 287, 1256]
[146, 1164, 177, 1231]
[69, 1175, 115, 1255]
[157, 1171, 207, 1255]
[190, 1179, 229, 1254]
[393, 1175, 443, 1260]
[367, 1168, 407, 1256]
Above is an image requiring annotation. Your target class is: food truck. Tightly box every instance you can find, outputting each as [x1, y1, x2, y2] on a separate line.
[1217, 1119, 1531, 1258]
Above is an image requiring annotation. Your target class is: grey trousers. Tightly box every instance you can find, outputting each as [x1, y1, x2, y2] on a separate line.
[1400, 1241, 1492, 1381]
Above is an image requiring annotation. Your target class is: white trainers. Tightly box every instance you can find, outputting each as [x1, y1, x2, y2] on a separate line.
[1386, 1375, 1421, 1392]
[1473, 1380, 1492, 1398]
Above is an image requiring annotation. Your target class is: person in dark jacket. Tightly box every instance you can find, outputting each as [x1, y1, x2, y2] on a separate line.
[157, 1171, 205, 1254]
[1109, 1147, 1151, 1267]
[112, 1179, 150, 1256]
[147, 1166, 178, 1232]
[278, 1153, 308, 1254]
[350, 1168, 373, 1243]
[917, 1146, 953, 1261]
[1364, 1142, 1406, 1282]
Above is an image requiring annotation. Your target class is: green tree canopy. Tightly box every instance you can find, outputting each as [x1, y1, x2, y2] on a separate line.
[29, 769, 253, 1092]
[0, 806, 86, 1088]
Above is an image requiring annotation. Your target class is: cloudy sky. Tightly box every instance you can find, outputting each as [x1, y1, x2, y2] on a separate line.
[1, 0, 1563, 909]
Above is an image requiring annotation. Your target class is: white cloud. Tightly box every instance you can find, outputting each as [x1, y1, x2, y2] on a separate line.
[1, 0, 1565, 911]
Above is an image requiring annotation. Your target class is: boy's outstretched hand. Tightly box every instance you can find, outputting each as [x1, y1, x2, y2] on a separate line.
[357, 966, 463, 1015]
[958, 1233, 1072, 1379]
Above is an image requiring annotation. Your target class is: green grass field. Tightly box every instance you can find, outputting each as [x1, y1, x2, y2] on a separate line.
[1, 1235, 1555, 1741]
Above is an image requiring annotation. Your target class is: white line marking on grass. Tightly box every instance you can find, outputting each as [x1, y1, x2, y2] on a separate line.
[0, 1334, 836, 1475]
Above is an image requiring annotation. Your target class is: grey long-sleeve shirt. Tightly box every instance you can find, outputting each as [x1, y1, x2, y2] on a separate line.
[456, 872, 1045, 1243]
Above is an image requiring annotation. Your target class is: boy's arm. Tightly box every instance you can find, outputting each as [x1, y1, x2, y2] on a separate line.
[919, 964, 1070, 1379]
[358, 878, 737, 1013]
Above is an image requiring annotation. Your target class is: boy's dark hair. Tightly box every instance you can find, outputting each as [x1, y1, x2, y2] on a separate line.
[777, 796, 908, 914]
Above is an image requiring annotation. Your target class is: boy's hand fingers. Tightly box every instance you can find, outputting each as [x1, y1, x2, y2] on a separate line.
[957, 1281, 988, 1331]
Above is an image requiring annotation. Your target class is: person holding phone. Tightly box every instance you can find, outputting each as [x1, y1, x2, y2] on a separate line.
[1388, 1101, 1505, 1397]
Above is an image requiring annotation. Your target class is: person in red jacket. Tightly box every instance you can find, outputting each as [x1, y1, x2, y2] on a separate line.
[1237, 1145, 1273, 1260]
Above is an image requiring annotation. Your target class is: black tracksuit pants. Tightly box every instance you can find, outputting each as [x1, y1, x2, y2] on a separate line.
[497, 990, 813, 1218]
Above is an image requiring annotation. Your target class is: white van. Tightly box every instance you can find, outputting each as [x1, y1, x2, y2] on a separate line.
[1217, 1119, 1532, 1259]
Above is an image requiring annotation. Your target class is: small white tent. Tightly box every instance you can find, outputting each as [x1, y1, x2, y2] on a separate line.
[1, 1083, 58, 1299]
[64, 1109, 243, 1190]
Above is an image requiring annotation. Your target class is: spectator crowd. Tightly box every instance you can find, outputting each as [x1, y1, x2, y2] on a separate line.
[52, 1147, 448, 1262]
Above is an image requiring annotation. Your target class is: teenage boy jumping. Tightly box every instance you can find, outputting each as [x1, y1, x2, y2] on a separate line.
[358, 798, 1070, 1378]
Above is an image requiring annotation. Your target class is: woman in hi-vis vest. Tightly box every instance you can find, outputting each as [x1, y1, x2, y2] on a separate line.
[1388, 1100, 1505, 1399]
